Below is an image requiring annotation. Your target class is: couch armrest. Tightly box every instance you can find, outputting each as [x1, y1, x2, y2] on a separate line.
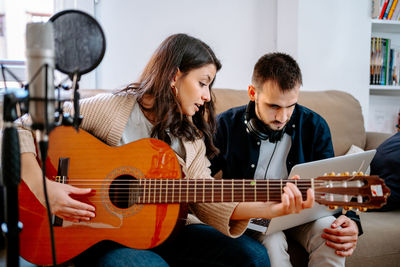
[365, 131, 392, 150]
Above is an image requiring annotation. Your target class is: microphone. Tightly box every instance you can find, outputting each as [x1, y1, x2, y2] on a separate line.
[25, 22, 55, 134]
[24, 22, 58, 265]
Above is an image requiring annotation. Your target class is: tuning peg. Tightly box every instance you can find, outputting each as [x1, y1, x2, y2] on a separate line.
[328, 172, 336, 176]
[357, 172, 364, 176]
[359, 207, 368, 212]
[328, 205, 338, 210]
[343, 206, 352, 211]
[342, 172, 350, 176]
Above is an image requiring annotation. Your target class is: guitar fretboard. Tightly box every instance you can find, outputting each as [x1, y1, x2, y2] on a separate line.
[131, 179, 315, 204]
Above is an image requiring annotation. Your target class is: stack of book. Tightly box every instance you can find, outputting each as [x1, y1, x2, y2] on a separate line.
[370, 37, 400, 85]
[372, 0, 400, 20]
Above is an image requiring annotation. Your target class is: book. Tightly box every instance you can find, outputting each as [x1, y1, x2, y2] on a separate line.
[372, 0, 383, 18]
[391, 0, 400, 20]
[391, 48, 400, 85]
[385, 39, 391, 84]
[380, 0, 391, 19]
[388, 48, 394, 85]
[383, 0, 395, 19]
[373, 37, 381, 85]
[380, 38, 388, 84]
[377, 38, 383, 84]
[371, 38, 375, 84]
[388, 0, 399, 19]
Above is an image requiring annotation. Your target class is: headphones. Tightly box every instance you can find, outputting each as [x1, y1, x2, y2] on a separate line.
[244, 101, 286, 143]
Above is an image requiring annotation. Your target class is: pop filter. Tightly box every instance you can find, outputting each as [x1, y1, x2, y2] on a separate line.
[50, 9, 106, 78]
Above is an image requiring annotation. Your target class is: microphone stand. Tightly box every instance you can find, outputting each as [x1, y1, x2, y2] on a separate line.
[1, 92, 23, 267]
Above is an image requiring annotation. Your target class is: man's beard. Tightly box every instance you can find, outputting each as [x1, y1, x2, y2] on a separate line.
[262, 121, 285, 133]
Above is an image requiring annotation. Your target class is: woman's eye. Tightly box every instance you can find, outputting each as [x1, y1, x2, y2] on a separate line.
[199, 82, 206, 87]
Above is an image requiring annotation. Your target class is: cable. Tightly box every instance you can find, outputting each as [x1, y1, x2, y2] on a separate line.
[263, 141, 279, 180]
[43, 64, 57, 265]
[39, 140, 57, 266]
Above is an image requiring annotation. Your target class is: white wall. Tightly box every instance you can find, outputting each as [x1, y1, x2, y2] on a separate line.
[94, 0, 276, 90]
[369, 94, 400, 133]
[72, 0, 379, 130]
[277, 0, 371, 123]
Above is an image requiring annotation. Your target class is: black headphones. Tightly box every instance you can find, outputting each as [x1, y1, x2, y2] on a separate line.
[244, 101, 286, 143]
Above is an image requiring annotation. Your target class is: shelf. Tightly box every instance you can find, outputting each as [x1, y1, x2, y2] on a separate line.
[369, 85, 400, 95]
[370, 84, 400, 89]
[372, 19, 400, 33]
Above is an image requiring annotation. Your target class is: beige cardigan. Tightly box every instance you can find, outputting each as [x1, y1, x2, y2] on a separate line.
[18, 93, 249, 238]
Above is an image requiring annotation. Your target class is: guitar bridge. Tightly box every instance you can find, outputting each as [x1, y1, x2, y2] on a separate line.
[52, 157, 70, 226]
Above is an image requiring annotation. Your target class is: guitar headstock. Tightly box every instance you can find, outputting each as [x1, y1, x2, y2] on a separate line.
[314, 173, 390, 211]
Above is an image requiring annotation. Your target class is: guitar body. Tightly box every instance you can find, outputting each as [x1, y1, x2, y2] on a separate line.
[19, 126, 184, 265]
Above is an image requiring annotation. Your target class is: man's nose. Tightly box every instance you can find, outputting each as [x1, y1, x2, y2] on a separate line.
[276, 108, 289, 122]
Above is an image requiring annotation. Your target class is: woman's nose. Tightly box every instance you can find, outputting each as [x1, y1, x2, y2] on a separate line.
[202, 88, 211, 102]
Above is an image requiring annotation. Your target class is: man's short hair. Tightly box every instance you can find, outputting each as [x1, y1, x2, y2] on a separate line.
[252, 52, 302, 92]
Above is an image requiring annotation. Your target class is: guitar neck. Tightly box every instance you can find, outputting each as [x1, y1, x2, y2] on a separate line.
[134, 179, 313, 204]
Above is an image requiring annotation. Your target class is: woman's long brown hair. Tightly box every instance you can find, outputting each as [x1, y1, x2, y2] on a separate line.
[120, 33, 221, 157]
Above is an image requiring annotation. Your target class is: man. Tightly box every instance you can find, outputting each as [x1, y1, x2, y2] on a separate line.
[210, 53, 361, 266]
[370, 131, 400, 211]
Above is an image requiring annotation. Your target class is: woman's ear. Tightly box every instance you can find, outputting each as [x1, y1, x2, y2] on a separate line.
[248, 85, 256, 101]
[171, 68, 183, 89]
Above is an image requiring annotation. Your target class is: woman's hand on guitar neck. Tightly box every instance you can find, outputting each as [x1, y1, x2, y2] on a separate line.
[21, 152, 96, 223]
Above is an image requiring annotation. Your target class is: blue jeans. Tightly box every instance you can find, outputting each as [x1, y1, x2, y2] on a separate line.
[73, 241, 168, 267]
[155, 224, 270, 267]
[74, 224, 270, 267]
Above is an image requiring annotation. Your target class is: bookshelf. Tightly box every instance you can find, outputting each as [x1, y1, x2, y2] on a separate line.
[369, 17, 400, 133]
[370, 19, 400, 94]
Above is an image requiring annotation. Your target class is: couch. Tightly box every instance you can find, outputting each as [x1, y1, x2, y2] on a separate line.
[212, 88, 400, 267]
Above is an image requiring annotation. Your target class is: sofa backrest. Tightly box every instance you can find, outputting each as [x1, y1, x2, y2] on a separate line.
[78, 88, 367, 156]
[213, 89, 367, 156]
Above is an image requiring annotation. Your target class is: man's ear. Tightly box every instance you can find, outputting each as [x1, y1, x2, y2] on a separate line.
[248, 85, 256, 101]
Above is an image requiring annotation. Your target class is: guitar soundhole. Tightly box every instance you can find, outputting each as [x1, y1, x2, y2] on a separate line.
[109, 175, 139, 209]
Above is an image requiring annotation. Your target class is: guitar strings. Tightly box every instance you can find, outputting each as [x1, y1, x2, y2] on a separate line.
[63, 180, 327, 186]
[51, 179, 362, 204]
[57, 194, 354, 205]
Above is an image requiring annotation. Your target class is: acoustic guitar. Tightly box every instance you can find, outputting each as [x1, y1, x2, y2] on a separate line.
[18, 126, 390, 265]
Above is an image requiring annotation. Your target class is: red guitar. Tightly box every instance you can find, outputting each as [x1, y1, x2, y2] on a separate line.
[19, 126, 390, 265]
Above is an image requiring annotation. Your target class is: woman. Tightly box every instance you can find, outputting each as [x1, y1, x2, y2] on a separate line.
[20, 33, 273, 266]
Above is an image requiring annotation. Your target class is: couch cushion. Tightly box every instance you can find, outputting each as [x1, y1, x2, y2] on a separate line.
[213, 88, 249, 114]
[297, 90, 366, 156]
[346, 210, 400, 267]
